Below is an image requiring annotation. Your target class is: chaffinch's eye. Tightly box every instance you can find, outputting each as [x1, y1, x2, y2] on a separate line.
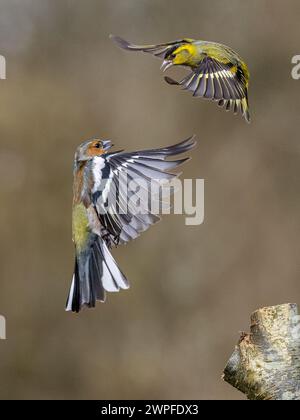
[94, 142, 102, 149]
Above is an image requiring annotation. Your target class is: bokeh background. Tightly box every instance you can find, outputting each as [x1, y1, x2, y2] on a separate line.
[0, 0, 299, 400]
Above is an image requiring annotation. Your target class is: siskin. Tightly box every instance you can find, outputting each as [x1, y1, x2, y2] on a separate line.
[110, 35, 250, 123]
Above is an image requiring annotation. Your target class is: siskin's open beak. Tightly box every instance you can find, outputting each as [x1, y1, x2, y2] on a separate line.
[160, 60, 173, 72]
[102, 140, 113, 151]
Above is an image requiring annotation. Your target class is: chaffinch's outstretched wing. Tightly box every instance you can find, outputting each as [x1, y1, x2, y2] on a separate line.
[165, 57, 250, 122]
[91, 136, 196, 245]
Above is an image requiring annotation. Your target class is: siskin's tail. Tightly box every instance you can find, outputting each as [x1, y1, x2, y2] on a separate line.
[66, 237, 129, 313]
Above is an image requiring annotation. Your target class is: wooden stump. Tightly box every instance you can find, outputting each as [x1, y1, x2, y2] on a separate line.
[223, 303, 300, 400]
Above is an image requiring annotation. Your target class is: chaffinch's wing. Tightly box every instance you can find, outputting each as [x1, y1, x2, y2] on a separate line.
[91, 136, 196, 245]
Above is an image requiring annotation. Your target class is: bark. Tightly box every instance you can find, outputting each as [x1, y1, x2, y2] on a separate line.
[223, 303, 300, 400]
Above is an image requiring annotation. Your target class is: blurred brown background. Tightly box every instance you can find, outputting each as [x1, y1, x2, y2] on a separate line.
[0, 0, 299, 400]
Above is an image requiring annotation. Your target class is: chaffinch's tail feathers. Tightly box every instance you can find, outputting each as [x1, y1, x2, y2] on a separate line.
[66, 238, 129, 313]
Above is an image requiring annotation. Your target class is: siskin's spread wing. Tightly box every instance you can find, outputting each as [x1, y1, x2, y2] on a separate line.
[165, 56, 250, 122]
[91, 136, 197, 245]
[110, 34, 192, 60]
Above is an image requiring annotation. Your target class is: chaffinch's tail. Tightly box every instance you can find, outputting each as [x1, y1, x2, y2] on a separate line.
[66, 237, 129, 313]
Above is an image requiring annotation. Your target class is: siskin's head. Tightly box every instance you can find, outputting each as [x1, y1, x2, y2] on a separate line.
[162, 42, 197, 71]
[75, 139, 113, 162]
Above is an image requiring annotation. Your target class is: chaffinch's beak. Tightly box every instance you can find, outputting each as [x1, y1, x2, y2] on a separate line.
[102, 140, 113, 151]
[160, 60, 173, 72]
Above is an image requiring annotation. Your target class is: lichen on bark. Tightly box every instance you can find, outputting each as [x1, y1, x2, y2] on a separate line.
[223, 303, 300, 400]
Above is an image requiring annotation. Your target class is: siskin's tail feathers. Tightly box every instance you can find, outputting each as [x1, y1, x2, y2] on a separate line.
[66, 238, 129, 313]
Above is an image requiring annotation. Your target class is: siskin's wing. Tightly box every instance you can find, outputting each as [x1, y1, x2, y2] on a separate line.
[165, 56, 250, 122]
[110, 34, 190, 60]
[91, 136, 197, 245]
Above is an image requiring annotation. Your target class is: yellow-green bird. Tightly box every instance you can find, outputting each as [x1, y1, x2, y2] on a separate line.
[110, 35, 250, 123]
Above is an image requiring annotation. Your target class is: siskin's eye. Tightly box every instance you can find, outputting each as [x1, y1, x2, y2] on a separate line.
[166, 53, 175, 60]
[94, 142, 102, 149]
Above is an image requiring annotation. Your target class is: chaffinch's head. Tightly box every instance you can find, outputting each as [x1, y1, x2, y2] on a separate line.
[75, 139, 113, 162]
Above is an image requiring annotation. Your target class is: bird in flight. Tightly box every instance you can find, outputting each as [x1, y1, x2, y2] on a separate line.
[110, 35, 250, 123]
[66, 136, 196, 312]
